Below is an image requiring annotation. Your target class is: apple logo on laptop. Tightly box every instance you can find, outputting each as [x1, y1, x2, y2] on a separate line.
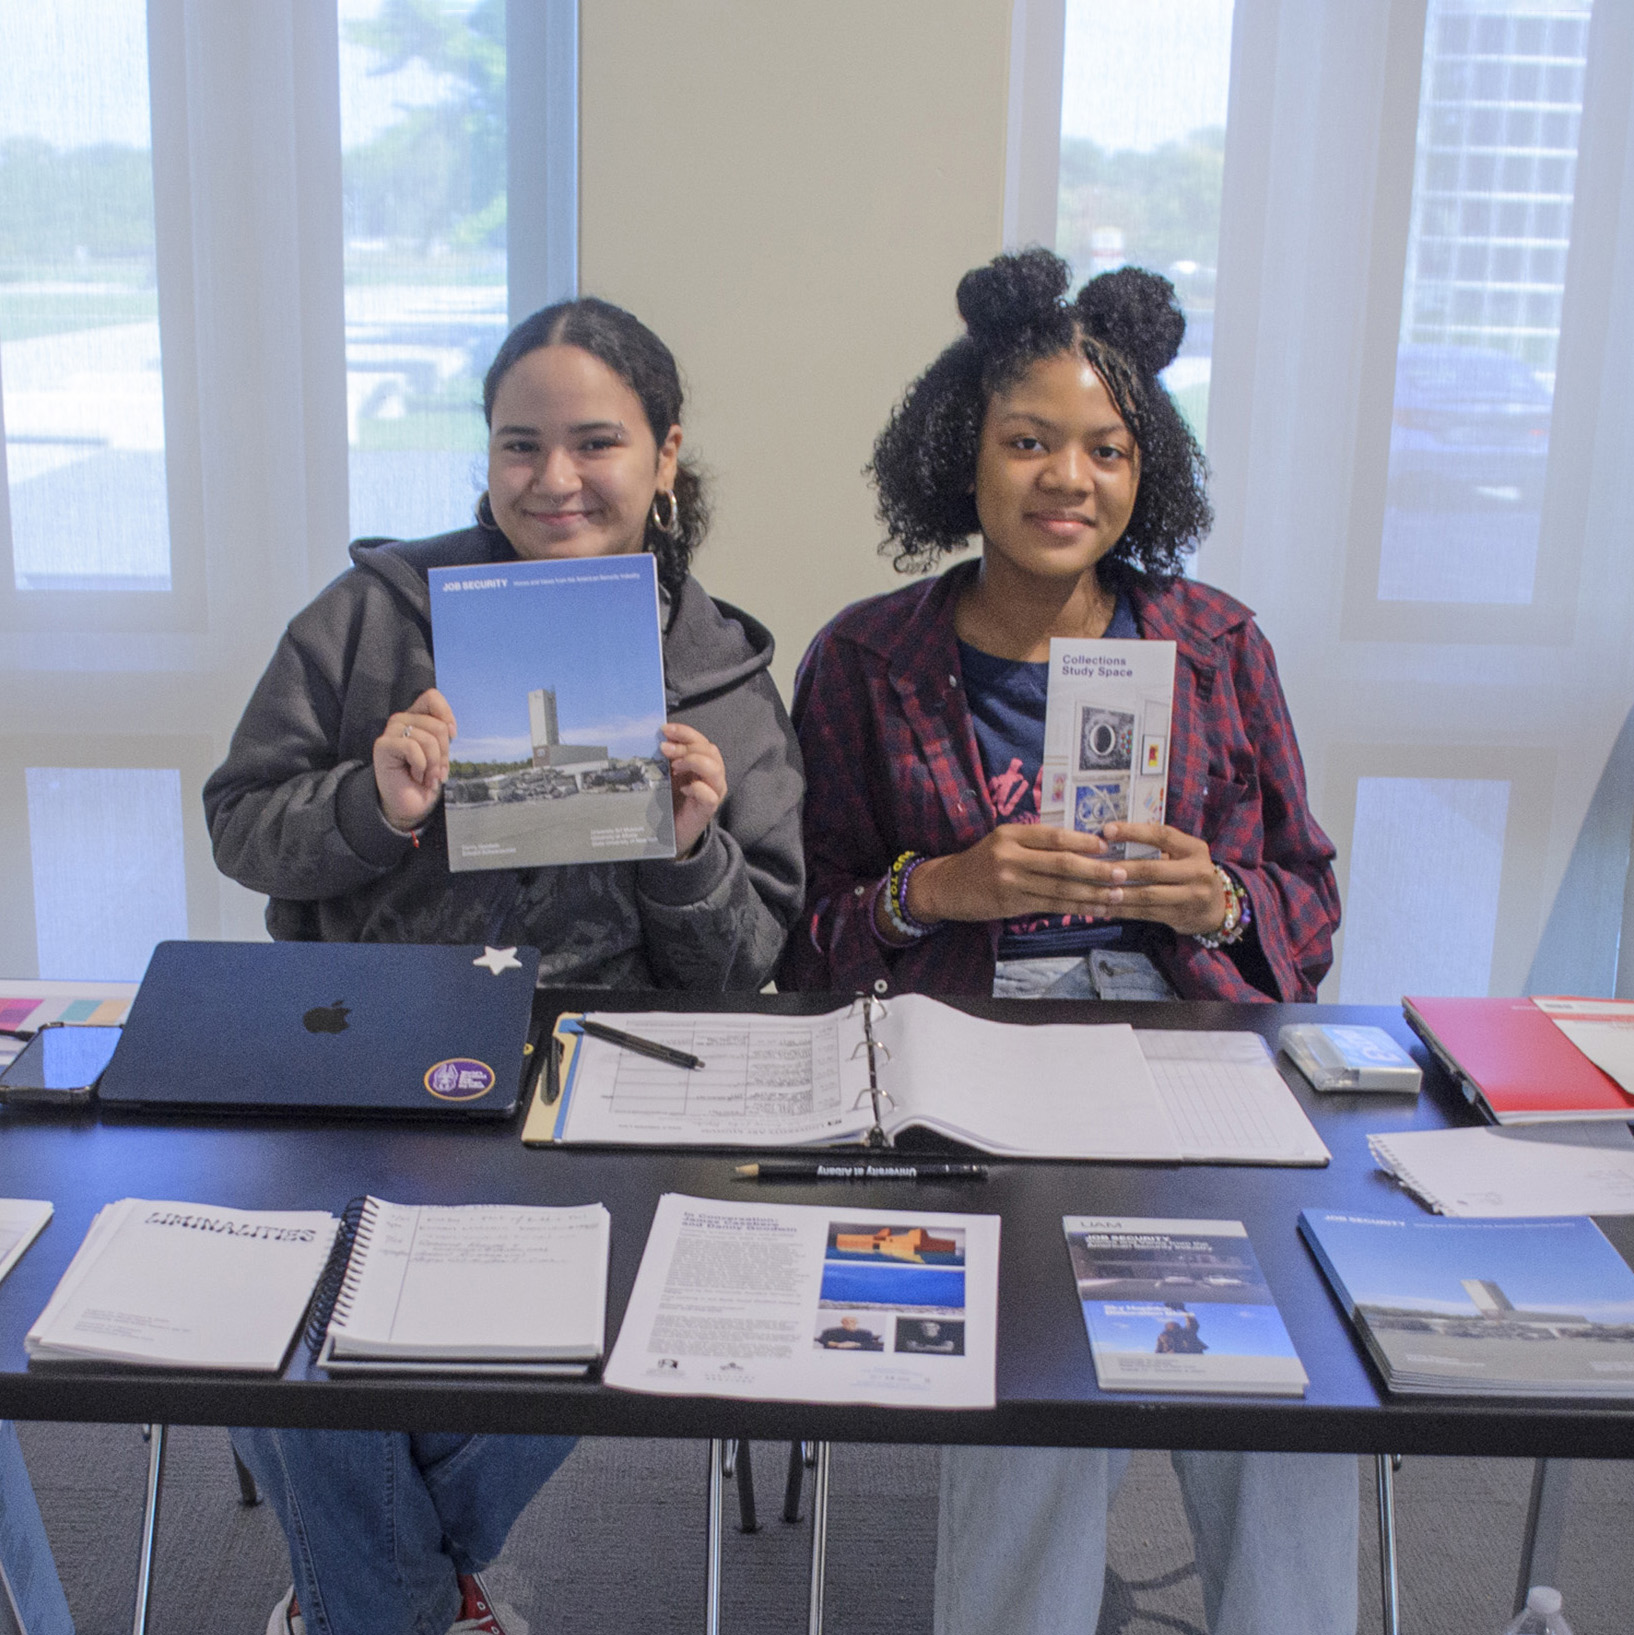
[303, 1000, 350, 1035]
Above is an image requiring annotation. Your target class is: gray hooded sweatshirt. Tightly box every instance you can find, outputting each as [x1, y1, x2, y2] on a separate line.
[203, 528, 805, 992]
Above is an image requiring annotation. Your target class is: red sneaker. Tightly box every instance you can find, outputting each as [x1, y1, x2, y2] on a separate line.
[448, 1572, 528, 1635]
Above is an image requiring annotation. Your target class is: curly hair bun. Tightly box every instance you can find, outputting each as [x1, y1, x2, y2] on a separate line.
[956, 247, 1071, 341]
[1074, 267, 1186, 378]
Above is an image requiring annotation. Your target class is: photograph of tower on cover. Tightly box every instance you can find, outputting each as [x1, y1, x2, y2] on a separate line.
[1041, 639, 1176, 860]
[815, 1221, 967, 1356]
[428, 556, 675, 870]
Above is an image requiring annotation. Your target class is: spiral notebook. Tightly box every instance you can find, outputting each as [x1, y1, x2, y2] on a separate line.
[309, 1197, 609, 1376]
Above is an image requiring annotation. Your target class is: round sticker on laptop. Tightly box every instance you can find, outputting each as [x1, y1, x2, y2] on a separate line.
[424, 1059, 496, 1101]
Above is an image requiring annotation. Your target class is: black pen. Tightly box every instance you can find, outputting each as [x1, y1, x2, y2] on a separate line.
[733, 1161, 988, 1182]
[579, 1019, 705, 1071]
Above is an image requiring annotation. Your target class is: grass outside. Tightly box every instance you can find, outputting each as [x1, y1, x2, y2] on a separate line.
[0, 287, 157, 344]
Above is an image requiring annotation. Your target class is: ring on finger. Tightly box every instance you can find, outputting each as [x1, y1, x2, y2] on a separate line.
[401, 724, 413, 738]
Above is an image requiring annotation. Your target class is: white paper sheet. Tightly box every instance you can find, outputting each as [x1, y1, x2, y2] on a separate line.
[327, 1200, 608, 1362]
[1370, 1125, 1634, 1216]
[1532, 997, 1634, 1096]
[604, 1194, 998, 1407]
[1136, 1031, 1331, 1166]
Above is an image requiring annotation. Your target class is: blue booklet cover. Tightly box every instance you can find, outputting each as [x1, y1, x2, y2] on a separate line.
[429, 556, 675, 871]
[1064, 1216, 1308, 1396]
[1300, 1209, 1634, 1396]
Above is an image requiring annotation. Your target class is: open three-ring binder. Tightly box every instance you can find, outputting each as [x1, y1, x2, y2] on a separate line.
[523, 993, 1330, 1165]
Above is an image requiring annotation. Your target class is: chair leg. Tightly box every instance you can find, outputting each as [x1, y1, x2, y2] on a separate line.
[1374, 1453, 1401, 1635]
[734, 1439, 758, 1533]
[783, 1439, 805, 1523]
[806, 1442, 831, 1635]
[705, 1440, 725, 1635]
[132, 1425, 167, 1635]
[231, 1447, 260, 1507]
[1514, 1458, 1572, 1614]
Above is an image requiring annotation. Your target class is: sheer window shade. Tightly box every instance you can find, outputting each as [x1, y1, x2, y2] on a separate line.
[0, 0, 575, 981]
[1053, 0, 1634, 999]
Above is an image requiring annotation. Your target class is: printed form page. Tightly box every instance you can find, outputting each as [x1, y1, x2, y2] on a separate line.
[559, 1010, 874, 1146]
[604, 1194, 997, 1407]
[1135, 1031, 1330, 1166]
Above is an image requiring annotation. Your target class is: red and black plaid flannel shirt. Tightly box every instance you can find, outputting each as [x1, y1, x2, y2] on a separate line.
[775, 560, 1339, 1003]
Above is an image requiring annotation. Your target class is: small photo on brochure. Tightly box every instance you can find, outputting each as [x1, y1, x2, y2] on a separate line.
[1084, 1300, 1301, 1364]
[894, 1317, 965, 1356]
[813, 1314, 887, 1352]
[818, 1221, 967, 1323]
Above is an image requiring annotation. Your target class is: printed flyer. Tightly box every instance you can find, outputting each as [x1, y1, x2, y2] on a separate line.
[605, 1194, 998, 1407]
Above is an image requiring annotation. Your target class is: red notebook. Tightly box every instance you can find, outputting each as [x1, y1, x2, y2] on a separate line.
[1403, 996, 1634, 1124]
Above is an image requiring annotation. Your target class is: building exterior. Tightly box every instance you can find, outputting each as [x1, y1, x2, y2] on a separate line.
[528, 686, 608, 773]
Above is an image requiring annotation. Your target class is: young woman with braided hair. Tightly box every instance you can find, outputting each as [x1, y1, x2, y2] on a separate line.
[780, 249, 1355, 1635]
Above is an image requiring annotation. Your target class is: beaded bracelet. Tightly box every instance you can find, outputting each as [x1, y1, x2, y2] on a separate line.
[1192, 864, 1252, 949]
[875, 850, 940, 942]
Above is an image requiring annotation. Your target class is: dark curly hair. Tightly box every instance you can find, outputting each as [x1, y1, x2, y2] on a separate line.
[869, 247, 1211, 580]
[481, 297, 709, 602]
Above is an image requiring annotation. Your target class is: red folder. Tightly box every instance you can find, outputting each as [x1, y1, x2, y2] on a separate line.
[1403, 996, 1634, 1124]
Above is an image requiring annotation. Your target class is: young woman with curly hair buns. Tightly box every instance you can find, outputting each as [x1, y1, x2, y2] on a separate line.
[778, 249, 1354, 1635]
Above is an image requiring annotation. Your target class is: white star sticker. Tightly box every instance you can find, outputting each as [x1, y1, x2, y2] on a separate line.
[472, 946, 523, 976]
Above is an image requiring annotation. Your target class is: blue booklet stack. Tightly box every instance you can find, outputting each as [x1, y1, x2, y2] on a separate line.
[1064, 1216, 1308, 1396]
[429, 555, 675, 870]
[1300, 1209, 1634, 1397]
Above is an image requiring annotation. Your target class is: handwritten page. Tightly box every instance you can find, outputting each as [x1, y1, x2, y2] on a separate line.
[1136, 1031, 1330, 1166]
[558, 1011, 872, 1147]
[327, 1200, 608, 1363]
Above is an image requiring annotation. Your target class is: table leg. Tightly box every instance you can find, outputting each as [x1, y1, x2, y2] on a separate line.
[734, 1439, 759, 1533]
[705, 1440, 725, 1635]
[783, 1440, 805, 1523]
[806, 1441, 830, 1635]
[131, 1424, 166, 1635]
[1375, 1452, 1401, 1635]
[1513, 1458, 1572, 1615]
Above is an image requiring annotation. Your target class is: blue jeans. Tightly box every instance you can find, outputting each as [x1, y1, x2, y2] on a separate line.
[230, 1428, 577, 1635]
[934, 953, 1360, 1634]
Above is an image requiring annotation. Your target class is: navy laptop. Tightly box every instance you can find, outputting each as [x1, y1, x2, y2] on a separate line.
[98, 941, 541, 1118]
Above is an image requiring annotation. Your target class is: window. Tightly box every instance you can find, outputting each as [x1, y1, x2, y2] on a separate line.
[340, 0, 508, 541]
[0, 0, 170, 591]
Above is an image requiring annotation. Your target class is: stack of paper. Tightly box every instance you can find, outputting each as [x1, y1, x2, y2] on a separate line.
[28, 1201, 338, 1371]
[1301, 1209, 1634, 1397]
[1370, 1125, 1634, 1217]
[318, 1199, 609, 1376]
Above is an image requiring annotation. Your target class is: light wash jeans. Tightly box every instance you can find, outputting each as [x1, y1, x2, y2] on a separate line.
[230, 1428, 576, 1635]
[934, 951, 1360, 1635]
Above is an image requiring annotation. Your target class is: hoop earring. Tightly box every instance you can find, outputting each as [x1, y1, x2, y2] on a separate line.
[475, 492, 502, 533]
[650, 490, 680, 537]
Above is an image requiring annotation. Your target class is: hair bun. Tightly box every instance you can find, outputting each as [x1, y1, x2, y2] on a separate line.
[956, 248, 1071, 341]
[1073, 267, 1186, 377]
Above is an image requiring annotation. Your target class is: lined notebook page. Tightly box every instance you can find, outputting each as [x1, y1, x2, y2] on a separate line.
[1136, 1032, 1330, 1166]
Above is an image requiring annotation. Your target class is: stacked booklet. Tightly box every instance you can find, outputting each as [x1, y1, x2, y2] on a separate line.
[1065, 1216, 1308, 1395]
[1300, 1208, 1634, 1397]
[27, 1201, 338, 1371]
[313, 1198, 610, 1376]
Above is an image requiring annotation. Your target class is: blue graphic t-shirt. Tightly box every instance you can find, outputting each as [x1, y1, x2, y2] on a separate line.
[957, 592, 1140, 960]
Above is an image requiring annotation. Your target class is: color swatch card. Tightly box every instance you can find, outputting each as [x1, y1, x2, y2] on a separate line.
[1065, 1216, 1308, 1396]
[429, 555, 675, 870]
[1040, 639, 1175, 858]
